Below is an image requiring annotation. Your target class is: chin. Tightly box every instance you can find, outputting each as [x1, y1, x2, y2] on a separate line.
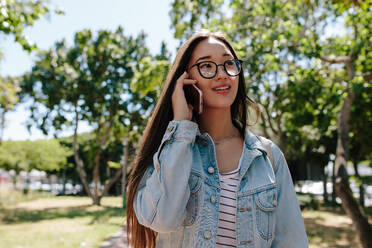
[204, 99, 235, 110]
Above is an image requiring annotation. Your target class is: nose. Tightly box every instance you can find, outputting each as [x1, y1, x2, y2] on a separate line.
[215, 64, 228, 79]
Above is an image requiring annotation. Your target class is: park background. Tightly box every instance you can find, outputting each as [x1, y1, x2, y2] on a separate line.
[0, 0, 371, 247]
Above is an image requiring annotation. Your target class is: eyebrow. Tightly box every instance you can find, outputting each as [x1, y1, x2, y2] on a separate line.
[195, 53, 233, 63]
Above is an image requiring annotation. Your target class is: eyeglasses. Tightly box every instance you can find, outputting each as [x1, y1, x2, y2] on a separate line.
[188, 59, 243, 79]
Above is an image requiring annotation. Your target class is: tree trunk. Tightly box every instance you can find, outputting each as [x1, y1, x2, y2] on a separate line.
[93, 151, 102, 205]
[12, 170, 18, 190]
[332, 159, 336, 204]
[98, 138, 129, 204]
[101, 166, 123, 198]
[121, 138, 129, 209]
[322, 166, 328, 203]
[71, 105, 124, 206]
[352, 158, 365, 207]
[359, 184, 365, 208]
[0, 108, 6, 145]
[335, 179, 372, 247]
[24, 170, 30, 194]
[99, 138, 130, 203]
[72, 108, 93, 201]
[260, 112, 270, 138]
[92, 194, 103, 205]
[334, 60, 372, 247]
[106, 164, 111, 179]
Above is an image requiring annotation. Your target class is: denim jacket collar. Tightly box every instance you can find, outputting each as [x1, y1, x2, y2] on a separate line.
[195, 122, 268, 180]
[194, 122, 267, 155]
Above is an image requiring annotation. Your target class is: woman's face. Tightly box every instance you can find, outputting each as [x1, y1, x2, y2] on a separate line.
[187, 37, 239, 111]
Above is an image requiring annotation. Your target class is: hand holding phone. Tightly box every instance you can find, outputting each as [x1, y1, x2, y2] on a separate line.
[183, 83, 203, 114]
[171, 71, 201, 121]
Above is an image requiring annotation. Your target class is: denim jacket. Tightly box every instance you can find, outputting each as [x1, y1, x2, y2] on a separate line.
[134, 120, 308, 248]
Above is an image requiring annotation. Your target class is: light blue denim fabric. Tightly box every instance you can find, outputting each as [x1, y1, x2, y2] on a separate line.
[134, 120, 308, 248]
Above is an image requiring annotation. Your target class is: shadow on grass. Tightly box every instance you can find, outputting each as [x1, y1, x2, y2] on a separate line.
[0, 204, 126, 225]
[304, 214, 360, 248]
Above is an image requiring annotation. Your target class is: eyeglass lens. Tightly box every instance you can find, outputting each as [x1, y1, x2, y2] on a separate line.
[198, 59, 241, 78]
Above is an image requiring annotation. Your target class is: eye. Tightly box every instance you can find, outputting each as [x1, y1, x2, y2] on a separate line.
[225, 59, 235, 66]
[200, 62, 213, 69]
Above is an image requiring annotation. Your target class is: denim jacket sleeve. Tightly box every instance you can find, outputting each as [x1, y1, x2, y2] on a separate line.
[271, 142, 309, 247]
[133, 120, 198, 233]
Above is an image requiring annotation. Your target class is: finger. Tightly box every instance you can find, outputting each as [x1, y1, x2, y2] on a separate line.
[175, 79, 196, 95]
[176, 72, 195, 85]
[183, 79, 197, 85]
[188, 104, 194, 110]
[176, 71, 188, 86]
[174, 73, 187, 91]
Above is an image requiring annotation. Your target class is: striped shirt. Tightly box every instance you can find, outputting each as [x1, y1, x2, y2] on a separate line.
[216, 152, 243, 248]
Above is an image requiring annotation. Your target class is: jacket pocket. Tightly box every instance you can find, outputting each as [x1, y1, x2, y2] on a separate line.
[254, 186, 277, 241]
[183, 172, 202, 226]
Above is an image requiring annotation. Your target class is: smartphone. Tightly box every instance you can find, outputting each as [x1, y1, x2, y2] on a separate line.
[183, 83, 203, 114]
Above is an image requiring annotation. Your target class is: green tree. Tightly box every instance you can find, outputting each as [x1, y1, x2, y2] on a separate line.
[0, 0, 62, 145]
[130, 41, 171, 101]
[0, 0, 62, 55]
[169, 0, 372, 245]
[0, 139, 70, 189]
[25, 139, 71, 171]
[0, 76, 20, 144]
[0, 140, 27, 188]
[349, 81, 372, 207]
[316, 4, 372, 246]
[23, 27, 152, 205]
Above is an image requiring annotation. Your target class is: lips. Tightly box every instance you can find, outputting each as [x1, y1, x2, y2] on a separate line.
[212, 84, 231, 91]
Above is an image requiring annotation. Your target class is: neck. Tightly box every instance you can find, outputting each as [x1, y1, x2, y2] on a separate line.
[198, 107, 239, 141]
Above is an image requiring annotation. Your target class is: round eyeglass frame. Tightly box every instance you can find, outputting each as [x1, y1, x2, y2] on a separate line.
[188, 59, 243, 79]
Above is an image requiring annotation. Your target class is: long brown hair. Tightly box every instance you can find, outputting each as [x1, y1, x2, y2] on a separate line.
[126, 30, 259, 248]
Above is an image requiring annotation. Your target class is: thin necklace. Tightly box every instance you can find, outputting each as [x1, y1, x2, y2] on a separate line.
[214, 133, 241, 145]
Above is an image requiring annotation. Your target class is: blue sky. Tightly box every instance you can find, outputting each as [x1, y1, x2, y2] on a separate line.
[1, 0, 177, 141]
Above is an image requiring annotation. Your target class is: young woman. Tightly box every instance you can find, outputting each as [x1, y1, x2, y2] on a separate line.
[126, 30, 308, 248]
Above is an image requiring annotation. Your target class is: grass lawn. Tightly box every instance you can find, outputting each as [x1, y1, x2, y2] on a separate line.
[304, 206, 364, 248]
[0, 186, 126, 248]
[1, 184, 370, 248]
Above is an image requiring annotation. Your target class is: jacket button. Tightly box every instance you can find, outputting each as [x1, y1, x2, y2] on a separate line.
[208, 167, 215, 174]
[210, 196, 216, 204]
[203, 231, 212, 239]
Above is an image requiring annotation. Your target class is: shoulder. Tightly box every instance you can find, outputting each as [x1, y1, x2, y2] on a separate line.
[258, 136, 284, 158]
[264, 138, 285, 168]
[244, 130, 285, 172]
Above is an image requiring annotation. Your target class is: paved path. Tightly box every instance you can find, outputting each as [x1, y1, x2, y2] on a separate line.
[100, 225, 129, 248]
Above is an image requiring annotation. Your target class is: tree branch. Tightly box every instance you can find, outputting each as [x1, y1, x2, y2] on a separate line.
[73, 105, 92, 199]
[320, 55, 351, 64]
[101, 164, 125, 197]
[363, 73, 372, 82]
[260, 112, 270, 138]
[263, 103, 278, 135]
[276, 111, 283, 138]
[98, 113, 114, 148]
